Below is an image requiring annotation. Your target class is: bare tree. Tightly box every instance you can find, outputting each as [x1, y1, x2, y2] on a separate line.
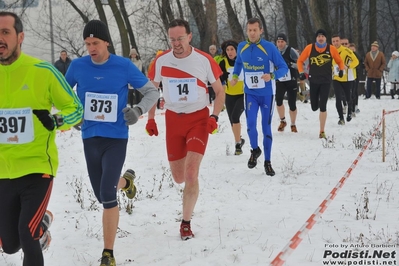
[369, 0, 377, 45]
[309, 0, 331, 35]
[186, 0, 218, 50]
[282, 0, 298, 48]
[244, 0, 253, 20]
[297, 0, 314, 45]
[222, 0, 244, 42]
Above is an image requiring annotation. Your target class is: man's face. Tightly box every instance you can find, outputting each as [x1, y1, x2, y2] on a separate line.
[276, 39, 286, 50]
[60, 51, 67, 61]
[209, 46, 217, 55]
[84, 37, 109, 63]
[316, 34, 326, 45]
[246, 22, 263, 43]
[341, 39, 349, 48]
[0, 15, 24, 65]
[168, 26, 192, 58]
[371, 45, 378, 52]
[331, 37, 341, 48]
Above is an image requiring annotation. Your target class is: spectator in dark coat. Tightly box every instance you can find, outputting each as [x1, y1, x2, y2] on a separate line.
[53, 50, 71, 76]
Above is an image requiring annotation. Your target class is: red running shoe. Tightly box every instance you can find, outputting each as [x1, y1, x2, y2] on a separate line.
[180, 223, 194, 240]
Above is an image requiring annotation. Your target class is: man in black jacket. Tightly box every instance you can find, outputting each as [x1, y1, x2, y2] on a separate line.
[53, 50, 71, 76]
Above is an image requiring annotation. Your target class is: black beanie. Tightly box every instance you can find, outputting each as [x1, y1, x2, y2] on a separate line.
[83, 20, 110, 42]
[277, 33, 287, 42]
[315, 29, 327, 38]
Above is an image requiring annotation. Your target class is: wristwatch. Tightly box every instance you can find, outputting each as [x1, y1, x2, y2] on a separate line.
[53, 114, 64, 127]
[210, 114, 219, 122]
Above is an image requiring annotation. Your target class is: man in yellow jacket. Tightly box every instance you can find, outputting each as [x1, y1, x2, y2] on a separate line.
[331, 34, 359, 125]
[0, 11, 83, 266]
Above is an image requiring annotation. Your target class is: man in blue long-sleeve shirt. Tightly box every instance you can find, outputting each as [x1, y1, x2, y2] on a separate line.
[230, 18, 288, 176]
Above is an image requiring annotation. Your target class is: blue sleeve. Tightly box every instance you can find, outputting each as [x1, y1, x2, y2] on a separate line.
[65, 60, 76, 88]
[127, 61, 149, 89]
[233, 44, 244, 77]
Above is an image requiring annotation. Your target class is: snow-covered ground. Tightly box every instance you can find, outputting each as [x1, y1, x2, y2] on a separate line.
[2, 94, 399, 265]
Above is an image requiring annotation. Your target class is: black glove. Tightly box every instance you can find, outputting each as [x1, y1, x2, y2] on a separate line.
[122, 106, 142, 126]
[221, 72, 230, 82]
[299, 72, 306, 80]
[338, 70, 344, 78]
[33, 110, 56, 131]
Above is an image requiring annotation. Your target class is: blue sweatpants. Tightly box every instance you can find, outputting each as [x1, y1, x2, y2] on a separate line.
[245, 93, 275, 161]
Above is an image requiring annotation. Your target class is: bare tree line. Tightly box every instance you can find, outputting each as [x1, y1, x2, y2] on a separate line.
[2, 0, 398, 64]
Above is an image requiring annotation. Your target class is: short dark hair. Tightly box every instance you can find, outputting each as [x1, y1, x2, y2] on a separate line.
[247, 18, 262, 29]
[168, 19, 191, 34]
[349, 43, 356, 48]
[331, 34, 340, 39]
[0, 11, 23, 34]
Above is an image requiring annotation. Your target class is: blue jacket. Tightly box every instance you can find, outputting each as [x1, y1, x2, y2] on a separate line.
[233, 39, 288, 96]
[387, 58, 399, 83]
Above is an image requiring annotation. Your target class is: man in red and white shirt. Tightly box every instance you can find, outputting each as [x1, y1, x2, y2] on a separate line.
[147, 18, 225, 240]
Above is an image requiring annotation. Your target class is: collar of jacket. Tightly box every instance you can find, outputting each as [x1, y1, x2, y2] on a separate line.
[246, 38, 262, 45]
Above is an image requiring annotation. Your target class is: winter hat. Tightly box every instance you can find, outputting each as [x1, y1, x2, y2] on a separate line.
[83, 20, 110, 42]
[315, 29, 327, 38]
[130, 48, 138, 56]
[221, 40, 238, 53]
[277, 33, 287, 42]
[392, 51, 399, 57]
[371, 41, 379, 48]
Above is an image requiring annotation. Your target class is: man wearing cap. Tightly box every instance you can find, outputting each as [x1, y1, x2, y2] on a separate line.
[297, 29, 344, 139]
[275, 33, 300, 133]
[65, 20, 159, 265]
[331, 34, 359, 125]
[364, 41, 386, 99]
[387, 51, 399, 99]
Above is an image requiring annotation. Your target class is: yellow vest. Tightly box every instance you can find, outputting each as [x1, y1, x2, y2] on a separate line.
[223, 58, 244, 95]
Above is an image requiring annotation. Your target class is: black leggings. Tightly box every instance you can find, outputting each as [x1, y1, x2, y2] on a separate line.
[0, 174, 53, 266]
[275, 80, 297, 111]
[83, 137, 127, 209]
[309, 82, 331, 112]
[225, 94, 244, 124]
[333, 80, 353, 119]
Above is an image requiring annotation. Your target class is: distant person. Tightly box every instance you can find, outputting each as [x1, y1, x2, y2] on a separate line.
[65, 20, 158, 265]
[331, 34, 359, 125]
[53, 50, 71, 76]
[209, 44, 223, 63]
[0, 11, 83, 266]
[218, 40, 245, 155]
[387, 51, 399, 99]
[364, 41, 386, 99]
[349, 43, 362, 114]
[275, 33, 300, 133]
[230, 18, 288, 176]
[297, 29, 344, 139]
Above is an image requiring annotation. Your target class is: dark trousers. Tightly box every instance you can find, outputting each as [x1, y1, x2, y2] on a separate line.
[333, 80, 353, 119]
[0, 174, 53, 266]
[366, 77, 381, 98]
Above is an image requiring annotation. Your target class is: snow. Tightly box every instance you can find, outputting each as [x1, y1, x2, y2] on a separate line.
[2, 95, 399, 266]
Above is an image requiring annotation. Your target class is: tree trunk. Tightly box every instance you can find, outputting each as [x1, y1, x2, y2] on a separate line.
[118, 0, 138, 52]
[253, 0, 268, 39]
[282, 0, 298, 48]
[223, 0, 244, 42]
[244, 0, 253, 20]
[309, 0, 332, 36]
[369, 0, 377, 45]
[107, 0, 130, 57]
[205, 0, 219, 47]
[187, 0, 207, 50]
[298, 0, 314, 44]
